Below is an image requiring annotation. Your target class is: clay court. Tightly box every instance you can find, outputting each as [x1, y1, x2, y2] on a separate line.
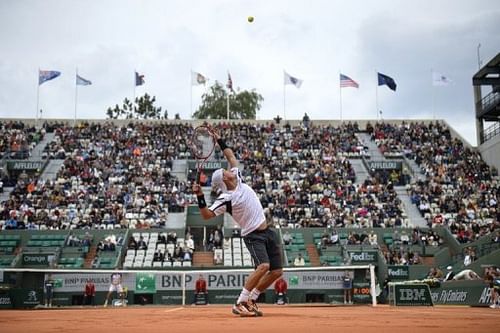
[0, 305, 498, 333]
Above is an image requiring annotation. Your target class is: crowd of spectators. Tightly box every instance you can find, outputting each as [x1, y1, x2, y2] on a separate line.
[0, 121, 45, 160]
[370, 121, 499, 243]
[214, 121, 408, 229]
[0, 120, 498, 255]
[0, 122, 200, 230]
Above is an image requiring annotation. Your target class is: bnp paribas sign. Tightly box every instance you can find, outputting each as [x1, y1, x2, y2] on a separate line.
[348, 251, 378, 263]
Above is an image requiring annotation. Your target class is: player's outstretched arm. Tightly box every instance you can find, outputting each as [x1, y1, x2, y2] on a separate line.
[213, 130, 238, 168]
[192, 183, 216, 220]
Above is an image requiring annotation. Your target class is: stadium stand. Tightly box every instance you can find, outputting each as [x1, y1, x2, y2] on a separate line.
[0, 120, 497, 281]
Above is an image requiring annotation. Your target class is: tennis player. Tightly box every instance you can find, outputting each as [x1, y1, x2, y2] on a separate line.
[192, 130, 283, 317]
[104, 269, 125, 307]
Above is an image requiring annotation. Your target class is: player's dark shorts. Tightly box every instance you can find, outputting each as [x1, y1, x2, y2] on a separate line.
[244, 227, 282, 271]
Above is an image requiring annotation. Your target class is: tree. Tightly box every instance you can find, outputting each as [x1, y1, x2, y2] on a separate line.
[193, 82, 263, 120]
[106, 94, 166, 119]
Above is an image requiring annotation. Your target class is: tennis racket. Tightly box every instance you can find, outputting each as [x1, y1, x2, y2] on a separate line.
[190, 125, 216, 184]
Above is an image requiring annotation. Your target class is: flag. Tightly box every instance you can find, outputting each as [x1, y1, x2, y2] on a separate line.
[377, 72, 397, 91]
[39, 70, 61, 85]
[191, 71, 207, 85]
[432, 71, 452, 86]
[135, 72, 145, 86]
[284, 71, 303, 88]
[340, 73, 359, 88]
[227, 72, 234, 92]
[76, 74, 92, 86]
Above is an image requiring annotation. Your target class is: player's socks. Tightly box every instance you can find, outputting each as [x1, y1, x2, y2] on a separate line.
[236, 288, 250, 304]
[249, 288, 261, 301]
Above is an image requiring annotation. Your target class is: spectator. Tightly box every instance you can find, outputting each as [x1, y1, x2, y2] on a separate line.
[44, 274, 55, 308]
[452, 269, 481, 281]
[137, 236, 148, 250]
[82, 232, 93, 247]
[193, 274, 208, 305]
[128, 237, 138, 250]
[274, 277, 288, 305]
[427, 267, 444, 280]
[66, 232, 80, 246]
[484, 267, 500, 308]
[443, 266, 455, 281]
[368, 231, 377, 246]
[293, 253, 305, 267]
[343, 271, 353, 305]
[282, 231, 292, 246]
[185, 235, 195, 253]
[83, 279, 96, 306]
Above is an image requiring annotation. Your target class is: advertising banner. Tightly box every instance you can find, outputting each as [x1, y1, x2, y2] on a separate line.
[387, 266, 410, 280]
[347, 251, 378, 264]
[392, 283, 433, 306]
[135, 272, 156, 294]
[49, 273, 135, 292]
[430, 281, 495, 306]
[157, 270, 351, 291]
[22, 253, 53, 267]
[48, 270, 351, 292]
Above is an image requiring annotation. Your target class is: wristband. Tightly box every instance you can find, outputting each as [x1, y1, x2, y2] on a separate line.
[217, 138, 228, 151]
[197, 195, 207, 209]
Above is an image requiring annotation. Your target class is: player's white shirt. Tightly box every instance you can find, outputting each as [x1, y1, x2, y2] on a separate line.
[209, 167, 265, 236]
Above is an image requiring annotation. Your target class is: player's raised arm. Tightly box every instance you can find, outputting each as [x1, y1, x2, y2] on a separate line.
[192, 182, 216, 220]
[213, 130, 238, 168]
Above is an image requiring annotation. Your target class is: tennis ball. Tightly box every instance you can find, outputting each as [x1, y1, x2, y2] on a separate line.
[247, 16, 254, 23]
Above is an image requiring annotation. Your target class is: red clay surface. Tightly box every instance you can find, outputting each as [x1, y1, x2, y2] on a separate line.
[0, 305, 499, 333]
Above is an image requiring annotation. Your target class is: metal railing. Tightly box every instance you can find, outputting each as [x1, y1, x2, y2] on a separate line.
[482, 121, 500, 143]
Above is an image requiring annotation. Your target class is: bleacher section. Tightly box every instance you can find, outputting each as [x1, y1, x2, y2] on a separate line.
[220, 237, 253, 267]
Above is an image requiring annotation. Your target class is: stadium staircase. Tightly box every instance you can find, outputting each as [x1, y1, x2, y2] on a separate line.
[193, 251, 214, 267]
[349, 159, 369, 185]
[357, 133, 384, 159]
[40, 159, 65, 182]
[306, 244, 321, 267]
[84, 245, 98, 268]
[29, 132, 55, 160]
[0, 187, 14, 203]
[172, 160, 187, 181]
[394, 186, 427, 228]
[419, 256, 436, 267]
[403, 156, 426, 182]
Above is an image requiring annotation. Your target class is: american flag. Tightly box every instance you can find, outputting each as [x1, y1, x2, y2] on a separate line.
[340, 73, 359, 88]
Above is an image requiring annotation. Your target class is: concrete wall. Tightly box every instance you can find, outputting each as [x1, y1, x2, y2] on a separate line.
[478, 133, 500, 173]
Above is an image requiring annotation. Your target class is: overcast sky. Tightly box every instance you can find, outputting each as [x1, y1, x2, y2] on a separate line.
[1, 0, 499, 145]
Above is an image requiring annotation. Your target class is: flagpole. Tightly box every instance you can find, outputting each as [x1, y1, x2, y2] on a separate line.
[36, 68, 40, 127]
[375, 70, 379, 121]
[283, 80, 286, 121]
[227, 92, 230, 120]
[339, 71, 343, 122]
[133, 70, 136, 107]
[190, 70, 193, 119]
[74, 68, 79, 127]
[431, 69, 436, 120]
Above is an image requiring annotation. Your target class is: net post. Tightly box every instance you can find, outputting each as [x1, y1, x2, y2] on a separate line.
[369, 264, 377, 306]
[182, 272, 186, 306]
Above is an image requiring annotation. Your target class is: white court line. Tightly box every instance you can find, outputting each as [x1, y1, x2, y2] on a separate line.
[164, 307, 184, 313]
